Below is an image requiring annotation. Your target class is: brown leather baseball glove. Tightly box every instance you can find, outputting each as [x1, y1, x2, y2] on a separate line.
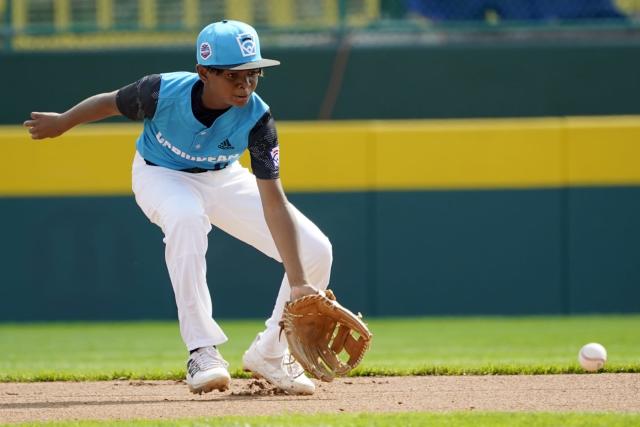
[279, 289, 372, 382]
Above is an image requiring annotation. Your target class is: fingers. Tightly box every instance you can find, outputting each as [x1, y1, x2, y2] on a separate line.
[24, 125, 46, 140]
[24, 112, 40, 127]
[26, 127, 42, 140]
[23, 117, 39, 139]
[24, 112, 52, 126]
[23, 112, 54, 139]
[24, 113, 40, 132]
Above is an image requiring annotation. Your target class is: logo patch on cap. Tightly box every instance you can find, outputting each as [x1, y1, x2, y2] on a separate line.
[200, 42, 212, 60]
[236, 33, 257, 57]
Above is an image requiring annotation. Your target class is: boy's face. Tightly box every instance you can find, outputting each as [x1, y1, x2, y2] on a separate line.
[198, 66, 262, 108]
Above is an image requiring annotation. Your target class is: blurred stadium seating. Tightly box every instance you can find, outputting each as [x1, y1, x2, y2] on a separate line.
[1, 0, 640, 50]
[405, 0, 634, 22]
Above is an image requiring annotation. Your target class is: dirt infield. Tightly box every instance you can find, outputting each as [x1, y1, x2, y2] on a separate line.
[1, 374, 639, 423]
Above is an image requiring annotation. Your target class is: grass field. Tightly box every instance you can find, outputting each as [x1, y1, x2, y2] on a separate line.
[2, 316, 639, 427]
[6, 412, 640, 427]
[1, 315, 639, 381]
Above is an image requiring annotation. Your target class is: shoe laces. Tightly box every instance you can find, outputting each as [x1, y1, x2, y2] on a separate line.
[192, 347, 229, 370]
[282, 352, 305, 379]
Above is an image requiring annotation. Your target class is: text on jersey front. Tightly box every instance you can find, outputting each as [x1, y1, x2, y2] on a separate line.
[155, 131, 240, 163]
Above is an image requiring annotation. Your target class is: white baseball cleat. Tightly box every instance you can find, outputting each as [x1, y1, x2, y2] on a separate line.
[242, 334, 315, 395]
[186, 346, 231, 394]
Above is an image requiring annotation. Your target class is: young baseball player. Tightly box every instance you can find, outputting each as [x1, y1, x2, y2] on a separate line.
[23, 20, 332, 396]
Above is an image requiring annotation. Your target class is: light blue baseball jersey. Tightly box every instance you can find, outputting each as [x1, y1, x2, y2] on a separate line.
[136, 71, 269, 171]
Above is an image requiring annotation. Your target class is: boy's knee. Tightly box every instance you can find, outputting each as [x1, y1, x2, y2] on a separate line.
[312, 235, 333, 269]
[163, 209, 210, 237]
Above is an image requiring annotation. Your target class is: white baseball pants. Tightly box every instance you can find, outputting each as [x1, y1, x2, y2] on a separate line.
[131, 152, 332, 357]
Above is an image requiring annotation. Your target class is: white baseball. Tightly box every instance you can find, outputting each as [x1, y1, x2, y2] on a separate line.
[578, 343, 607, 372]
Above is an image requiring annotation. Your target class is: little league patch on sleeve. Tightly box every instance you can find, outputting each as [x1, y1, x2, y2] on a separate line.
[270, 147, 279, 168]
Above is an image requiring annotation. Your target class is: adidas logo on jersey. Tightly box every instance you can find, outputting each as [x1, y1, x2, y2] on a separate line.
[218, 139, 234, 150]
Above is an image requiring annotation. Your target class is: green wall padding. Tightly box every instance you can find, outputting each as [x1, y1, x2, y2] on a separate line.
[372, 189, 565, 315]
[568, 186, 640, 313]
[1, 187, 638, 321]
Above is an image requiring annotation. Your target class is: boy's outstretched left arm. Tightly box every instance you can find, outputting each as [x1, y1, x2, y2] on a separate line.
[24, 91, 120, 140]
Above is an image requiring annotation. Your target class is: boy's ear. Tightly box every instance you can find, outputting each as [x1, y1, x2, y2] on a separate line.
[196, 65, 208, 81]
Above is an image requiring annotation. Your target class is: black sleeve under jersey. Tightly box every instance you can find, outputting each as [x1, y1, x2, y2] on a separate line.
[115, 74, 161, 121]
[248, 111, 280, 180]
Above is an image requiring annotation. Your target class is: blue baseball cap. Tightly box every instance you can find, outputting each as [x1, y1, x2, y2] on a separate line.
[196, 20, 280, 70]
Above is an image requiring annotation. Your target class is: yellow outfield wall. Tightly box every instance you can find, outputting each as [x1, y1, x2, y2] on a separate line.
[2, 115, 639, 196]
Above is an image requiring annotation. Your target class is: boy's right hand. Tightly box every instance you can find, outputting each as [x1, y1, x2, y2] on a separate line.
[23, 112, 67, 140]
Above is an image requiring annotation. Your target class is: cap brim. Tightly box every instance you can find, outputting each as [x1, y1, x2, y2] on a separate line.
[221, 59, 281, 70]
